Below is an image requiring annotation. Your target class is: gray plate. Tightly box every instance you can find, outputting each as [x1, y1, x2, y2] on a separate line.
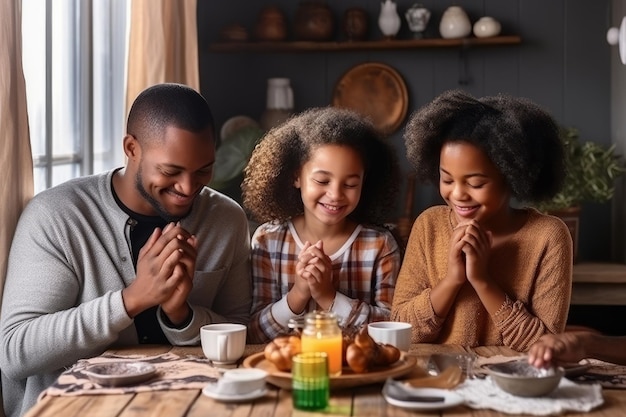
[82, 361, 157, 387]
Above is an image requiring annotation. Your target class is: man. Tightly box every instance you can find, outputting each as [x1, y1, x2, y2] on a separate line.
[0, 83, 252, 417]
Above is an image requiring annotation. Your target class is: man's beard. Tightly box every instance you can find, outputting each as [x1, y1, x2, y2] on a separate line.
[135, 167, 181, 223]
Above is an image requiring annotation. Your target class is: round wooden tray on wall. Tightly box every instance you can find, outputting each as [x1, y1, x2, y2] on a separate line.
[331, 62, 409, 135]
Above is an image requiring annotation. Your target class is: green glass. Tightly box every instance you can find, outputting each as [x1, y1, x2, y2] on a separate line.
[292, 352, 329, 411]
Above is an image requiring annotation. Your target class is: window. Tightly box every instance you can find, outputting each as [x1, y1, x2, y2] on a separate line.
[22, 0, 128, 194]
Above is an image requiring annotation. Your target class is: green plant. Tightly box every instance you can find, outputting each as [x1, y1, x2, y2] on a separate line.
[209, 126, 264, 191]
[536, 127, 625, 212]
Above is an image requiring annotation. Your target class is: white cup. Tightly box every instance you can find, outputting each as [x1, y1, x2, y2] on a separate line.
[201, 323, 247, 365]
[367, 321, 412, 352]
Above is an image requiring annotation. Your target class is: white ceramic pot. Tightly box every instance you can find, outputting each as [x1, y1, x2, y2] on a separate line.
[439, 6, 471, 39]
[378, 0, 402, 38]
[473, 16, 501, 38]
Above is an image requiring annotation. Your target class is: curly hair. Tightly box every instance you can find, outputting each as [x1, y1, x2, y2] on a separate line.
[403, 89, 565, 203]
[242, 106, 400, 225]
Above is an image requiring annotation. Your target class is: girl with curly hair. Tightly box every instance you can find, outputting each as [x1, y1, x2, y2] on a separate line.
[243, 106, 401, 343]
[391, 90, 573, 352]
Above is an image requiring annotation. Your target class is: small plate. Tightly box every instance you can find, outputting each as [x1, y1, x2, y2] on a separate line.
[383, 386, 464, 411]
[82, 361, 157, 387]
[202, 383, 268, 402]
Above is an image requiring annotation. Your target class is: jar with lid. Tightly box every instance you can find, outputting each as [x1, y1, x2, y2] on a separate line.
[300, 311, 343, 376]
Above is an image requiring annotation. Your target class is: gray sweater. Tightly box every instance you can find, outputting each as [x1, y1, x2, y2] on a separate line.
[0, 170, 252, 417]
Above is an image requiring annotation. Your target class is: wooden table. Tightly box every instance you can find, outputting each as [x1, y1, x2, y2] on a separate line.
[24, 344, 626, 417]
[571, 262, 626, 305]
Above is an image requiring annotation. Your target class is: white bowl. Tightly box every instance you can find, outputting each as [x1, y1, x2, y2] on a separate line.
[486, 360, 564, 397]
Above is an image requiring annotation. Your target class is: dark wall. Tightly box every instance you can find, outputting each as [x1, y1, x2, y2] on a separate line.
[197, 0, 614, 262]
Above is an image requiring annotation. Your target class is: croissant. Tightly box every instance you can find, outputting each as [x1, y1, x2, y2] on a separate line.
[264, 335, 302, 371]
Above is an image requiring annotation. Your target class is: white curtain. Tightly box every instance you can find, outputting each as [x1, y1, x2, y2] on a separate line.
[125, 0, 200, 116]
[0, 0, 32, 415]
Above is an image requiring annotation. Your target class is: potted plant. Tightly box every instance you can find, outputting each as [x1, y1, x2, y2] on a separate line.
[534, 127, 625, 260]
[209, 125, 264, 200]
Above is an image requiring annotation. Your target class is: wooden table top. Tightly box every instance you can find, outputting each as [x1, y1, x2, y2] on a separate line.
[24, 343, 626, 417]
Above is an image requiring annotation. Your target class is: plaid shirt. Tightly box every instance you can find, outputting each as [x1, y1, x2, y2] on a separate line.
[248, 221, 401, 343]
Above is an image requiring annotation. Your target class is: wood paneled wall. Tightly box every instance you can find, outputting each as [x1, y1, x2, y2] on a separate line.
[197, 0, 616, 262]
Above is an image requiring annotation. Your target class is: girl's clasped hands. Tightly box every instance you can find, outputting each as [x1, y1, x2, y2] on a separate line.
[449, 220, 492, 286]
[295, 240, 335, 310]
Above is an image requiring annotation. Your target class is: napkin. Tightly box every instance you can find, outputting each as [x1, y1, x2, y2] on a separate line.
[39, 352, 220, 400]
[454, 377, 603, 415]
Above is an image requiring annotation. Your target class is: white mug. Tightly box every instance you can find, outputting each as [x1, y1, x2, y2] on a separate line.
[367, 321, 412, 352]
[201, 323, 247, 365]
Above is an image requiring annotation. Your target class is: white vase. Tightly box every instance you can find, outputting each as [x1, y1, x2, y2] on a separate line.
[439, 6, 471, 39]
[265, 78, 293, 110]
[378, 0, 401, 38]
[473, 16, 501, 38]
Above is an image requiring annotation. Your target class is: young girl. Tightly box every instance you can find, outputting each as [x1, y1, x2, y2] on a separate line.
[391, 90, 573, 352]
[243, 106, 401, 343]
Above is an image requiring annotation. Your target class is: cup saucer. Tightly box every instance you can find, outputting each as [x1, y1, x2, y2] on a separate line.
[202, 383, 268, 402]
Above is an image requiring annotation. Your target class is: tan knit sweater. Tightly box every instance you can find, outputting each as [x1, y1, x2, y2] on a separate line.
[391, 206, 572, 352]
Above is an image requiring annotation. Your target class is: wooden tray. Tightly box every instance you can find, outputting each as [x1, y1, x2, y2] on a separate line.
[332, 62, 408, 135]
[242, 351, 416, 390]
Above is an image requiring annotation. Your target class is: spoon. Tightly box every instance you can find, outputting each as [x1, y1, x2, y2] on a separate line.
[383, 379, 445, 402]
[404, 365, 464, 389]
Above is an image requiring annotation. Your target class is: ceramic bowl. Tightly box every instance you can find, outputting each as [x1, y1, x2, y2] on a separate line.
[485, 360, 564, 397]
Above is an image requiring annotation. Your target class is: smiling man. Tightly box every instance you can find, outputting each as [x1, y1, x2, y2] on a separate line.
[0, 84, 252, 417]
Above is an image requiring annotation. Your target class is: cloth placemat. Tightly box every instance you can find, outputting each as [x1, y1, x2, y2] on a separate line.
[568, 358, 626, 389]
[39, 352, 220, 400]
[455, 377, 603, 415]
[473, 354, 626, 389]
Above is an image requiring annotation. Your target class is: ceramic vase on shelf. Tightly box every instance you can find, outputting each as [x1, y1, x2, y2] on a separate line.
[294, 0, 334, 41]
[254, 5, 287, 42]
[405, 3, 431, 38]
[342, 7, 369, 41]
[378, 0, 401, 39]
[439, 6, 471, 39]
[260, 78, 294, 131]
[473, 16, 501, 38]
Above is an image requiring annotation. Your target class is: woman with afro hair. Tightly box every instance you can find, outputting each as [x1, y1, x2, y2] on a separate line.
[391, 90, 573, 352]
[243, 106, 402, 343]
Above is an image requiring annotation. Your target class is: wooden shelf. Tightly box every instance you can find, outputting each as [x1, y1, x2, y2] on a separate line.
[571, 262, 626, 306]
[573, 262, 626, 284]
[209, 35, 522, 53]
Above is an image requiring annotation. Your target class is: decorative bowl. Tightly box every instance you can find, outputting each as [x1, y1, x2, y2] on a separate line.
[485, 360, 564, 397]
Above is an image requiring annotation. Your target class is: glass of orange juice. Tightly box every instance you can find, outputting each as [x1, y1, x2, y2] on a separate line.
[300, 311, 343, 376]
